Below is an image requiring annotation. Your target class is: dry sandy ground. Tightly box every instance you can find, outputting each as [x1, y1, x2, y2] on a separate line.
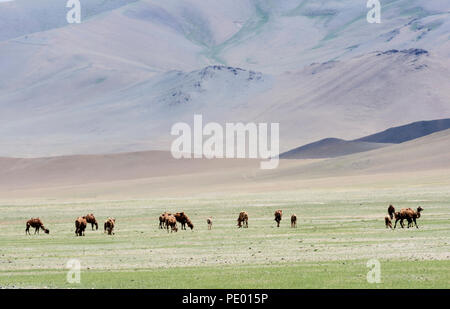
[0, 129, 449, 199]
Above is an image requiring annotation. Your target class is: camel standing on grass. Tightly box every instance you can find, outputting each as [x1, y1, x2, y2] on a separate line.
[207, 217, 213, 230]
[237, 211, 248, 228]
[291, 214, 297, 228]
[104, 218, 116, 235]
[165, 215, 178, 233]
[274, 210, 282, 227]
[26, 218, 49, 235]
[85, 213, 98, 230]
[385, 216, 393, 229]
[159, 212, 171, 229]
[388, 205, 396, 220]
[394, 207, 423, 229]
[174, 212, 194, 230]
[75, 216, 87, 236]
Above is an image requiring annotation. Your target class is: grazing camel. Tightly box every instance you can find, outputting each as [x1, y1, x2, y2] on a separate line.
[174, 212, 194, 230]
[75, 216, 87, 236]
[384, 216, 393, 229]
[85, 213, 98, 230]
[159, 212, 171, 229]
[387, 205, 396, 220]
[291, 214, 297, 228]
[104, 218, 116, 235]
[25, 218, 49, 235]
[165, 215, 178, 233]
[207, 217, 213, 230]
[237, 211, 248, 228]
[274, 210, 282, 227]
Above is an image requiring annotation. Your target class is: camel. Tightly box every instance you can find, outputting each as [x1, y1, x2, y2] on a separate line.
[237, 211, 248, 228]
[394, 207, 423, 229]
[104, 218, 116, 235]
[85, 213, 98, 230]
[291, 214, 297, 228]
[159, 212, 171, 229]
[274, 210, 282, 227]
[165, 214, 178, 233]
[387, 205, 396, 220]
[174, 212, 194, 230]
[384, 216, 393, 229]
[25, 218, 49, 235]
[75, 216, 87, 236]
[207, 217, 213, 230]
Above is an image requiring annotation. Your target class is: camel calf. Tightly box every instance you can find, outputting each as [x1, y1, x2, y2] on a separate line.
[384, 216, 392, 229]
[85, 213, 98, 230]
[291, 214, 297, 228]
[274, 210, 282, 227]
[75, 216, 87, 236]
[26, 218, 49, 235]
[237, 211, 248, 228]
[207, 217, 213, 230]
[104, 218, 116, 235]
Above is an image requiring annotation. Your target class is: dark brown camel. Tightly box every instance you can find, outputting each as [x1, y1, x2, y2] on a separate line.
[237, 211, 248, 228]
[387, 205, 396, 220]
[291, 214, 297, 228]
[384, 216, 393, 229]
[274, 210, 282, 227]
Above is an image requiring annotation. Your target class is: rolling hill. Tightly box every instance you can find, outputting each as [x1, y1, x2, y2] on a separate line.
[281, 118, 450, 159]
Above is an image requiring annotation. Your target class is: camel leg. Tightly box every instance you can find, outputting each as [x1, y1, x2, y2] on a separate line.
[394, 219, 399, 229]
[414, 218, 418, 229]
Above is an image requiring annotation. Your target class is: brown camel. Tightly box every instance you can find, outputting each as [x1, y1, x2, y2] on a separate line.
[237, 211, 248, 228]
[174, 212, 194, 230]
[85, 213, 98, 230]
[75, 216, 87, 236]
[291, 214, 297, 228]
[26, 218, 49, 235]
[384, 216, 393, 229]
[274, 210, 282, 227]
[394, 207, 423, 229]
[159, 212, 171, 229]
[387, 205, 396, 220]
[104, 218, 116, 235]
[165, 214, 178, 233]
[207, 217, 213, 230]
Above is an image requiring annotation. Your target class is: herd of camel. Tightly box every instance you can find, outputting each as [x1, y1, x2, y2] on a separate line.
[384, 205, 424, 229]
[25, 215, 116, 236]
[24, 205, 423, 236]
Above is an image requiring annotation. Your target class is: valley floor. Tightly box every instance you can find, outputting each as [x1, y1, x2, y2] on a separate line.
[1, 183, 449, 288]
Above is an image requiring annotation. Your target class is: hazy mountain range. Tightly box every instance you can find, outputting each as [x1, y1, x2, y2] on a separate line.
[1, 0, 450, 157]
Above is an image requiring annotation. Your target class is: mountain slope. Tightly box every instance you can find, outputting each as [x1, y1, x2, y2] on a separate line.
[1, 0, 450, 157]
[355, 118, 450, 143]
[281, 118, 450, 159]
